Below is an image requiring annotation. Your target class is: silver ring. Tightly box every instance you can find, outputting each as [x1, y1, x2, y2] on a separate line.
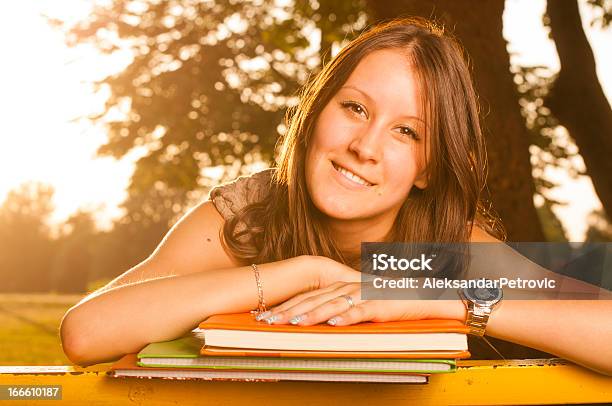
[340, 294, 355, 309]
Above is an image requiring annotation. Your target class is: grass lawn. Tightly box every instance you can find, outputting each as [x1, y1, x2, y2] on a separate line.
[0, 293, 84, 365]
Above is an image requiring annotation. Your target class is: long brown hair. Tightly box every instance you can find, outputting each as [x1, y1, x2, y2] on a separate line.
[222, 17, 504, 269]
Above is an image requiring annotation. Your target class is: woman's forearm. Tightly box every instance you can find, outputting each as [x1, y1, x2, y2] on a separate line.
[486, 299, 612, 375]
[432, 287, 612, 375]
[60, 256, 318, 366]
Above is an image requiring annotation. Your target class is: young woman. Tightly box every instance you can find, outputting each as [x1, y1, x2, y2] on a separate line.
[60, 18, 612, 375]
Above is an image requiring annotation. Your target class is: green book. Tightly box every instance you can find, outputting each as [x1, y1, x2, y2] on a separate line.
[137, 336, 457, 374]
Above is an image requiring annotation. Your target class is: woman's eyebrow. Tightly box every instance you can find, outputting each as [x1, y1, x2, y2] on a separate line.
[339, 85, 426, 124]
[340, 85, 374, 102]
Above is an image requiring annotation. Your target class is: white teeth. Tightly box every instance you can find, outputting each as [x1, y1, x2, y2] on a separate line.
[333, 163, 373, 186]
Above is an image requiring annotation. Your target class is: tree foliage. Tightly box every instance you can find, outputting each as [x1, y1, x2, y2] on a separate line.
[586, 0, 612, 27]
[50, 210, 97, 293]
[63, 0, 364, 219]
[0, 183, 55, 292]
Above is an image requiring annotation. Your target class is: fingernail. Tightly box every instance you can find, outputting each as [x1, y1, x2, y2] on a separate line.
[265, 314, 280, 324]
[289, 314, 306, 325]
[327, 316, 341, 326]
[256, 311, 271, 321]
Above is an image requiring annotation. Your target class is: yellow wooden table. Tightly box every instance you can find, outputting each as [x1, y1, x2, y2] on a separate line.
[1, 358, 612, 405]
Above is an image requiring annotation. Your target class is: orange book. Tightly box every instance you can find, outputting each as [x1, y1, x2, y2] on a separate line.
[196, 313, 469, 354]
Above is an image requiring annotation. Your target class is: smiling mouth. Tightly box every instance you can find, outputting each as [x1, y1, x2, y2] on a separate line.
[332, 161, 375, 187]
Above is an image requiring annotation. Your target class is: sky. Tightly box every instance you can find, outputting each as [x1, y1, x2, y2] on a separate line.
[0, 0, 609, 239]
[0, 0, 136, 230]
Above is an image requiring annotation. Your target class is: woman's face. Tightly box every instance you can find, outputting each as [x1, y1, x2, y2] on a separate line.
[305, 48, 428, 224]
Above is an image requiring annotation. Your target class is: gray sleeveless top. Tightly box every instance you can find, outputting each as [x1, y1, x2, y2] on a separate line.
[208, 168, 275, 220]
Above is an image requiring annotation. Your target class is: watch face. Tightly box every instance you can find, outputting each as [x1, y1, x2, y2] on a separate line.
[464, 287, 502, 305]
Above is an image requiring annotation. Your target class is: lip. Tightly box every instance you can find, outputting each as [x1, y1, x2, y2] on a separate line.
[331, 161, 376, 188]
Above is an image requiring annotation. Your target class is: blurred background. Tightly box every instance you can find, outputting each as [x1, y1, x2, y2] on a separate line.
[0, 0, 610, 365]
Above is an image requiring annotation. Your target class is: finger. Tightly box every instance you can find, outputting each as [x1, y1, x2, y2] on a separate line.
[326, 303, 375, 326]
[295, 293, 365, 326]
[266, 287, 354, 324]
[276, 281, 348, 311]
[256, 281, 347, 321]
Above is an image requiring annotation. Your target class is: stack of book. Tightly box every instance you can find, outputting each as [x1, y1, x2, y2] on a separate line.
[110, 313, 470, 383]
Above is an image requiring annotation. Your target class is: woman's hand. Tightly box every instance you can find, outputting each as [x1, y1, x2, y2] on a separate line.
[299, 255, 363, 289]
[259, 280, 465, 326]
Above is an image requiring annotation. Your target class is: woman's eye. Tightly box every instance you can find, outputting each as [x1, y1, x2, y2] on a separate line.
[341, 101, 367, 117]
[398, 126, 420, 141]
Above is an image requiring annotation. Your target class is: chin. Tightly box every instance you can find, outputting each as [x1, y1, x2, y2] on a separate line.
[309, 192, 371, 220]
[320, 206, 362, 221]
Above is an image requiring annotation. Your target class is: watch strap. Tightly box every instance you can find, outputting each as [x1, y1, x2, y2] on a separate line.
[464, 306, 491, 336]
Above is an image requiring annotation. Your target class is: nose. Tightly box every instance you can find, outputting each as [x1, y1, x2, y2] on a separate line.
[348, 122, 383, 163]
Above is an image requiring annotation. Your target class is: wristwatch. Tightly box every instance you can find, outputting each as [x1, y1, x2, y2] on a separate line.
[457, 285, 503, 336]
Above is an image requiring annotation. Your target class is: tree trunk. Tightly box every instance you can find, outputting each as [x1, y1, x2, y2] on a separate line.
[365, 0, 545, 241]
[546, 0, 612, 221]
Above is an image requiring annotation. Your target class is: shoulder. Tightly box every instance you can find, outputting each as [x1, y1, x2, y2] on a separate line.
[132, 200, 241, 281]
[469, 224, 500, 242]
[208, 168, 275, 219]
